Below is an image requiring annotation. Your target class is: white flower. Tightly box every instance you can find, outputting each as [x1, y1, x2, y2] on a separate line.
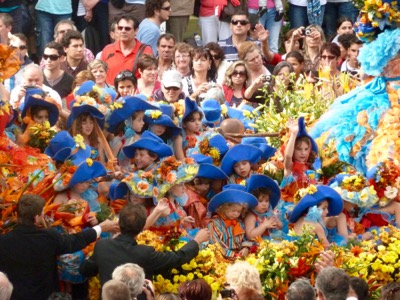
[384, 186, 398, 200]
[359, 188, 369, 202]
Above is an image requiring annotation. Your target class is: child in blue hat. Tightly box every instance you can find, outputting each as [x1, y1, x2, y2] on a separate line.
[181, 97, 204, 155]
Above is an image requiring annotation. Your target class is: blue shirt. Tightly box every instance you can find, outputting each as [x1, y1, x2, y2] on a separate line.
[136, 18, 160, 55]
[218, 36, 261, 62]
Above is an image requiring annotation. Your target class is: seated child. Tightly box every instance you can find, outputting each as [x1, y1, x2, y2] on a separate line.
[208, 184, 258, 259]
[241, 137, 276, 172]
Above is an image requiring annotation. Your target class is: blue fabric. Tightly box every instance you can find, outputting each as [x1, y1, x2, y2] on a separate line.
[137, 19, 160, 55]
[218, 36, 261, 62]
[260, 7, 282, 53]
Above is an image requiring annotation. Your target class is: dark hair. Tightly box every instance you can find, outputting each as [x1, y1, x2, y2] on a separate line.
[191, 47, 217, 82]
[114, 70, 138, 90]
[178, 279, 212, 300]
[315, 267, 350, 300]
[70, 112, 98, 147]
[231, 10, 249, 20]
[116, 14, 139, 30]
[30, 105, 50, 118]
[45, 41, 65, 56]
[236, 287, 264, 300]
[157, 33, 176, 47]
[17, 194, 45, 225]
[337, 34, 357, 50]
[204, 42, 225, 61]
[286, 51, 305, 64]
[138, 54, 158, 72]
[251, 187, 272, 199]
[182, 110, 203, 125]
[295, 136, 317, 164]
[320, 43, 341, 58]
[115, 111, 144, 136]
[336, 16, 353, 30]
[62, 30, 84, 48]
[145, 0, 170, 18]
[119, 204, 147, 236]
[380, 282, 400, 300]
[287, 278, 315, 300]
[136, 148, 159, 160]
[14, 33, 28, 45]
[350, 277, 369, 300]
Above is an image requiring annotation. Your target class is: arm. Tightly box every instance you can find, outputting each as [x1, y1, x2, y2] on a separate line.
[173, 135, 185, 161]
[244, 75, 265, 100]
[82, 0, 100, 10]
[254, 24, 276, 63]
[314, 222, 329, 248]
[244, 213, 276, 239]
[287, 27, 304, 53]
[143, 199, 170, 230]
[283, 119, 298, 177]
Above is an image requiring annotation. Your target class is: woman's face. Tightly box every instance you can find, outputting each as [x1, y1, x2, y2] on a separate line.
[117, 79, 135, 97]
[305, 27, 322, 48]
[132, 111, 145, 133]
[209, 50, 222, 69]
[81, 116, 95, 137]
[284, 39, 300, 53]
[245, 50, 263, 72]
[286, 57, 303, 76]
[140, 64, 158, 83]
[337, 21, 353, 35]
[174, 50, 191, 70]
[276, 66, 291, 86]
[231, 65, 247, 86]
[91, 66, 107, 86]
[32, 109, 49, 124]
[192, 55, 210, 73]
[320, 50, 338, 71]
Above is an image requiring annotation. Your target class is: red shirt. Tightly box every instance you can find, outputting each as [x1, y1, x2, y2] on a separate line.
[100, 39, 153, 85]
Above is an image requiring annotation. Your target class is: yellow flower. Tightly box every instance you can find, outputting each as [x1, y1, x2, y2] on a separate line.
[74, 134, 86, 150]
[187, 273, 194, 281]
[150, 110, 162, 119]
[185, 165, 198, 176]
[211, 282, 220, 291]
[347, 192, 354, 199]
[369, 186, 377, 195]
[221, 104, 228, 115]
[209, 148, 220, 161]
[86, 158, 93, 167]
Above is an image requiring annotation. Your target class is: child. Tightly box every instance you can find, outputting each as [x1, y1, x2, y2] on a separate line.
[241, 137, 277, 172]
[281, 117, 318, 202]
[208, 184, 258, 259]
[114, 70, 137, 99]
[289, 185, 343, 248]
[340, 37, 363, 78]
[181, 97, 204, 155]
[121, 130, 173, 172]
[244, 174, 283, 240]
[220, 144, 263, 184]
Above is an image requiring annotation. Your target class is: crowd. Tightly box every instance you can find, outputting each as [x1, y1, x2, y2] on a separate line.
[0, 0, 400, 300]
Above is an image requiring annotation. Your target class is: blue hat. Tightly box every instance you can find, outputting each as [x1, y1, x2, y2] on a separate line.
[44, 131, 91, 165]
[297, 117, 318, 153]
[122, 130, 173, 159]
[144, 110, 182, 137]
[288, 185, 343, 223]
[201, 99, 222, 123]
[21, 95, 59, 126]
[68, 160, 107, 188]
[227, 104, 256, 131]
[208, 184, 258, 213]
[242, 137, 276, 160]
[246, 174, 281, 209]
[67, 104, 105, 129]
[109, 181, 129, 201]
[157, 103, 174, 118]
[76, 81, 96, 95]
[190, 153, 213, 164]
[220, 144, 263, 176]
[107, 96, 159, 133]
[197, 163, 228, 180]
[6, 108, 18, 128]
[18, 88, 46, 111]
[182, 97, 202, 122]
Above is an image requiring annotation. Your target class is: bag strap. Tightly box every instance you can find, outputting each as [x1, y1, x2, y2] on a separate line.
[132, 43, 149, 74]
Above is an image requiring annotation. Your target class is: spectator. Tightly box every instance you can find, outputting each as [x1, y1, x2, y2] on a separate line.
[0, 194, 118, 300]
[286, 278, 316, 300]
[137, 0, 172, 55]
[0, 272, 13, 300]
[337, 33, 355, 66]
[61, 30, 88, 78]
[348, 277, 369, 300]
[0, 3, 21, 35]
[380, 282, 400, 300]
[324, 5, 358, 40]
[101, 14, 153, 85]
[166, 0, 194, 43]
[174, 42, 193, 78]
[236, 287, 264, 300]
[340, 37, 362, 78]
[79, 203, 210, 286]
[135, 54, 161, 97]
[222, 61, 249, 107]
[204, 42, 230, 85]
[178, 279, 212, 300]
[225, 261, 262, 295]
[0, 13, 13, 45]
[87, 59, 117, 101]
[285, 51, 305, 80]
[153, 70, 185, 103]
[283, 29, 302, 58]
[114, 70, 138, 99]
[112, 263, 149, 300]
[157, 33, 176, 80]
[320, 43, 343, 96]
[102, 279, 131, 300]
[288, 0, 326, 29]
[43, 42, 74, 99]
[315, 267, 350, 300]
[330, 17, 354, 44]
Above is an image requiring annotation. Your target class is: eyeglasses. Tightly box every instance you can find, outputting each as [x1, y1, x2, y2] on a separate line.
[175, 54, 190, 59]
[19, 45, 27, 50]
[231, 19, 250, 26]
[232, 70, 246, 77]
[43, 54, 60, 61]
[164, 85, 180, 91]
[160, 6, 171, 11]
[117, 26, 133, 31]
[320, 55, 336, 60]
[211, 54, 222, 60]
[116, 71, 134, 80]
[57, 29, 72, 35]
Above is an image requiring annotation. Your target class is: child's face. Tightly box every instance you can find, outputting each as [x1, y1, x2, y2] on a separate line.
[134, 149, 156, 170]
[224, 204, 244, 220]
[33, 109, 49, 124]
[348, 43, 361, 61]
[132, 111, 145, 133]
[233, 160, 251, 178]
[255, 193, 270, 214]
[170, 183, 186, 198]
[293, 141, 311, 163]
[183, 112, 202, 135]
[117, 79, 135, 97]
[193, 177, 211, 196]
[129, 194, 146, 205]
[318, 200, 329, 218]
[150, 124, 167, 136]
[81, 117, 94, 136]
[72, 181, 91, 194]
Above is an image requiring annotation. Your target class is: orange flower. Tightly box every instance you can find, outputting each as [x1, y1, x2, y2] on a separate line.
[166, 172, 177, 184]
[350, 245, 363, 257]
[0, 44, 20, 80]
[137, 181, 149, 192]
[153, 186, 159, 198]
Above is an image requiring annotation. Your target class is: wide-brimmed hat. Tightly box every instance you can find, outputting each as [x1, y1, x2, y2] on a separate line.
[182, 97, 202, 123]
[289, 185, 343, 223]
[227, 104, 256, 131]
[220, 144, 263, 176]
[44, 131, 91, 165]
[18, 88, 46, 111]
[21, 94, 59, 126]
[208, 184, 258, 213]
[190, 154, 228, 180]
[110, 169, 155, 200]
[201, 99, 222, 123]
[246, 174, 281, 209]
[68, 159, 106, 188]
[187, 133, 229, 165]
[162, 70, 183, 88]
[107, 96, 159, 133]
[242, 137, 276, 161]
[144, 110, 182, 137]
[67, 104, 105, 129]
[297, 116, 318, 153]
[109, 181, 129, 201]
[122, 130, 173, 159]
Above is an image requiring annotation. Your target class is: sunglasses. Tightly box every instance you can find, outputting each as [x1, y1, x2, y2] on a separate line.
[232, 70, 246, 77]
[19, 45, 27, 50]
[116, 71, 134, 80]
[320, 55, 336, 60]
[231, 19, 250, 26]
[43, 54, 60, 61]
[117, 26, 133, 31]
[211, 54, 222, 60]
[160, 6, 171, 11]
[164, 85, 180, 91]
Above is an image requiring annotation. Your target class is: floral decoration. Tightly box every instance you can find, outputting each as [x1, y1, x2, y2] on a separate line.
[28, 121, 57, 152]
[293, 185, 318, 204]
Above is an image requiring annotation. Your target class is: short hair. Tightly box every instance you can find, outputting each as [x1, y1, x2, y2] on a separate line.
[174, 42, 193, 55]
[236, 287, 264, 300]
[225, 261, 262, 294]
[138, 54, 158, 71]
[156, 293, 182, 300]
[380, 282, 400, 300]
[119, 203, 147, 236]
[178, 279, 212, 300]
[145, 0, 170, 18]
[116, 14, 139, 30]
[204, 42, 225, 61]
[17, 194, 45, 225]
[349, 277, 369, 300]
[238, 41, 261, 61]
[320, 43, 341, 58]
[337, 34, 357, 50]
[14, 33, 28, 45]
[0, 272, 13, 300]
[62, 30, 84, 48]
[223, 60, 249, 88]
[88, 59, 108, 72]
[157, 33, 176, 47]
[45, 41, 65, 56]
[231, 10, 249, 20]
[204, 87, 226, 104]
[102, 279, 131, 300]
[0, 13, 13, 28]
[286, 51, 305, 64]
[53, 20, 77, 39]
[112, 263, 145, 298]
[287, 278, 315, 300]
[72, 70, 95, 90]
[315, 267, 350, 300]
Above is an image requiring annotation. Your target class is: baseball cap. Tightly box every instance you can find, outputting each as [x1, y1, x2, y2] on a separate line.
[162, 70, 183, 88]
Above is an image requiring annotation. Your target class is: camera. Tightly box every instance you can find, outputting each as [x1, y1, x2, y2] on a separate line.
[261, 74, 272, 83]
[305, 29, 312, 36]
[221, 289, 236, 298]
[24, 85, 37, 90]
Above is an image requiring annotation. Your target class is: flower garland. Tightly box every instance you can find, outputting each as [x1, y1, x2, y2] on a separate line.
[293, 185, 318, 204]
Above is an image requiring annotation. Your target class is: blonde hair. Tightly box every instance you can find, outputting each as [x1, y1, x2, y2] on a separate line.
[226, 261, 262, 294]
[223, 60, 249, 88]
[303, 25, 326, 61]
[88, 59, 108, 72]
[216, 203, 247, 218]
[238, 42, 262, 62]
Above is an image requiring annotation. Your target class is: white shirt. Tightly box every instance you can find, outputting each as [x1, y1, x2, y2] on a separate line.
[10, 84, 62, 110]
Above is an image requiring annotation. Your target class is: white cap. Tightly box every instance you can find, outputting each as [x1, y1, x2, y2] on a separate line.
[162, 70, 183, 88]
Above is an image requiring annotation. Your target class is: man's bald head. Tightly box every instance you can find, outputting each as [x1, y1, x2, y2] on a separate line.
[220, 118, 245, 145]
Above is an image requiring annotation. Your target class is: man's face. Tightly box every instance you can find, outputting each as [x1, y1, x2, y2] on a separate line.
[43, 48, 62, 71]
[55, 23, 73, 43]
[64, 38, 84, 61]
[230, 15, 250, 37]
[158, 1, 171, 22]
[348, 43, 362, 61]
[117, 19, 136, 43]
[158, 38, 174, 60]
[0, 19, 11, 38]
[24, 68, 44, 87]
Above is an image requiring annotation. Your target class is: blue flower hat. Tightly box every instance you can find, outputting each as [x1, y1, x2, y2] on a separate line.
[67, 104, 105, 129]
[208, 184, 258, 213]
[227, 103, 257, 131]
[220, 144, 263, 176]
[297, 116, 318, 153]
[190, 153, 228, 180]
[201, 99, 222, 127]
[182, 97, 202, 124]
[186, 132, 230, 165]
[242, 137, 277, 161]
[21, 94, 59, 126]
[246, 174, 281, 209]
[109, 169, 155, 200]
[144, 109, 182, 137]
